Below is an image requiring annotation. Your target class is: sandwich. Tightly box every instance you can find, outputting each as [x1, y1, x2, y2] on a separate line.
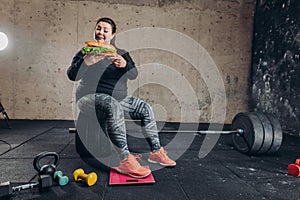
[81, 41, 117, 57]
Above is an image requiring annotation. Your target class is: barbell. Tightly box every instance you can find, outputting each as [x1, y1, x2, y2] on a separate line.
[159, 112, 283, 155]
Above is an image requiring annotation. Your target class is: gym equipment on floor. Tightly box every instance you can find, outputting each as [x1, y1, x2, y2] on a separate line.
[73, 168, 98, 186]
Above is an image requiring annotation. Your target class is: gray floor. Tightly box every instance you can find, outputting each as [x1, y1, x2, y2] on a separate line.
[0, 120, 300, 200]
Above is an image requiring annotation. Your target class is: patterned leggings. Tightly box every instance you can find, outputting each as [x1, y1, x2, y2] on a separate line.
[77, 93, 161, 160]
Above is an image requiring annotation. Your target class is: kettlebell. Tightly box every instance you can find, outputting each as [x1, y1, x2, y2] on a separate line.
[33, 151, 60, 177]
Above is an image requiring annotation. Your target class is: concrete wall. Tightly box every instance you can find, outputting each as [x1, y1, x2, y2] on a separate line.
[0, 0, 256, 123]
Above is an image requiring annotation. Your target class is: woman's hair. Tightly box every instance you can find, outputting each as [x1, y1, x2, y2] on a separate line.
[95, 17, 117, 34]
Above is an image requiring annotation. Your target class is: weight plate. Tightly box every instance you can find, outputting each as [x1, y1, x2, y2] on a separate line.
[266, 114, 283, 153]
[231, 112, 264, 155]
[76, 112, 114, 158]
[255, 112, 273, 154]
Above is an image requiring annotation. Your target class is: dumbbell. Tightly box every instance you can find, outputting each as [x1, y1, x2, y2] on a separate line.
[73, 168, 97, 186]
[0, 175, 53, 198]
[288, 158, 300, 177]
[53, 171, 69, 186]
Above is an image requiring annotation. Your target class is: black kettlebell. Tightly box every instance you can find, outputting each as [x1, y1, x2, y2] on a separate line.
[33, 151, 60, 177]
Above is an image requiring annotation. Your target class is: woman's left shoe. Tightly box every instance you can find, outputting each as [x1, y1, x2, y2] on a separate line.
[148, 147, 176, 167]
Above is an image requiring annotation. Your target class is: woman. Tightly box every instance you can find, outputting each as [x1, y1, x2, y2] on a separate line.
[67, 17, 175, 178]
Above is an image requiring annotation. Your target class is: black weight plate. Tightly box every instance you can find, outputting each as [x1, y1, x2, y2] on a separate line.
[255, 112, 273, 154]
[231, 112, 264, 155]
[266, 114, 283, 153]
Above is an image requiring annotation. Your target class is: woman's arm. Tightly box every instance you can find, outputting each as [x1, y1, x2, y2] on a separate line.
[67, 51, 89, 81]
[119, 51, 138, 80]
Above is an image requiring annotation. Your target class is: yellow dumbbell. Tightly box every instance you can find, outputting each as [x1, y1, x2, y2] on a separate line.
[73, 168, 97, 186]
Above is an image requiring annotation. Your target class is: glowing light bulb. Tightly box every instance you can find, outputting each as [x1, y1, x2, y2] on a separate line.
[0, 32, 9, 51]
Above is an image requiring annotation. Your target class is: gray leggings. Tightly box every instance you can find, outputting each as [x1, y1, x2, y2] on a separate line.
[77, 93, 161, 160]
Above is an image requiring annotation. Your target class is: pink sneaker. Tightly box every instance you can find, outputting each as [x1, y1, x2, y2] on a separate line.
[148, 147, 176, 167]
[114, 154, 151, 178]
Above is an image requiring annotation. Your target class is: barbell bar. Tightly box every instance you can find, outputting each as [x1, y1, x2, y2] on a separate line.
[158, 129, 244, 134]
[159, 111, 283, 155]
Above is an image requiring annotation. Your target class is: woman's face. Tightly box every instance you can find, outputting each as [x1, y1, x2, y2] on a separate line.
[94, 21, 115, 44]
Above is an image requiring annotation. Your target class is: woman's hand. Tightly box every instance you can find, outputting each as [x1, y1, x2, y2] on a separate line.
[83, 54, 105, 66]
[111, 55, 127, 68]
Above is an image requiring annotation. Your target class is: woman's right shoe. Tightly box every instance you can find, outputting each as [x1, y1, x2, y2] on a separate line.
[113, 154, 151, 178]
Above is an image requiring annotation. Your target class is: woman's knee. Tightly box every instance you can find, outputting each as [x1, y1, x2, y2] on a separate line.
[137, 100, 154, 120]
[77, 94, 96, 114]
[142, 101, 154, 114]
